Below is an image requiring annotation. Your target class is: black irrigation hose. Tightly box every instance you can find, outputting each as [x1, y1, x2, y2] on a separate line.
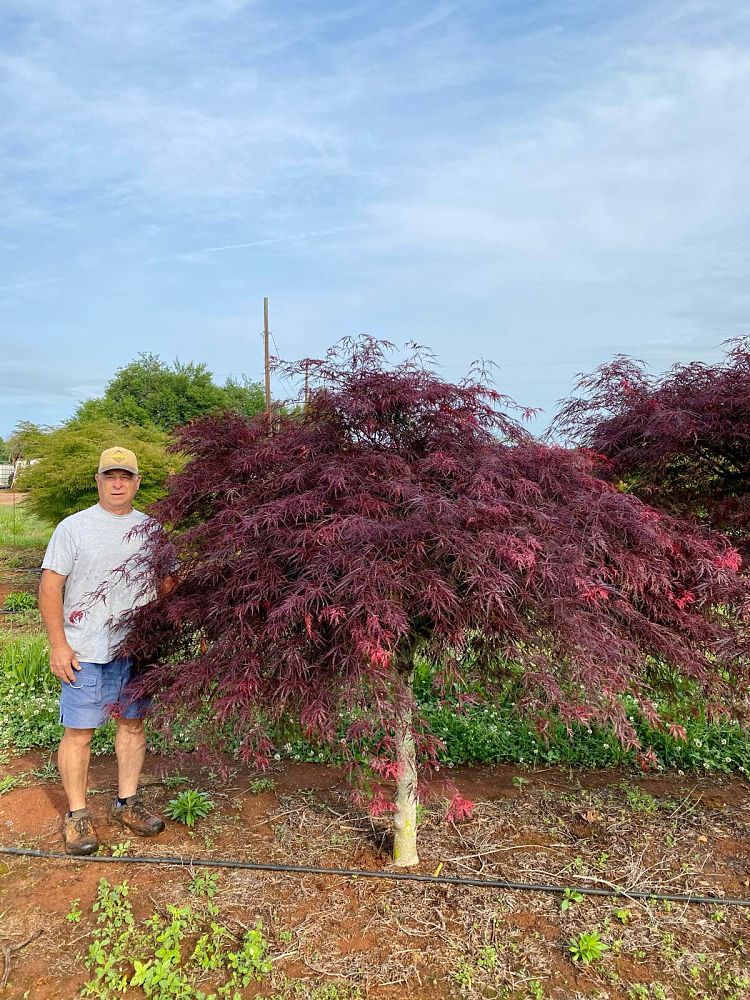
[3, 845, 750, 907]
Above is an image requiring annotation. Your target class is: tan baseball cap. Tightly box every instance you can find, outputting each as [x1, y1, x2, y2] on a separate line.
[98, 446, 139, 476]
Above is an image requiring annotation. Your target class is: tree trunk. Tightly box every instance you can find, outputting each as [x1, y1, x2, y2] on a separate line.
[392, 668, 419, 867]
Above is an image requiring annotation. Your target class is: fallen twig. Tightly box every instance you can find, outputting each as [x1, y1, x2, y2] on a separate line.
[0, 928, 43, 991]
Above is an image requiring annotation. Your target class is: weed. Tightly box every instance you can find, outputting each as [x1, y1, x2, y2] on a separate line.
[31, 757, 57, 781]
[476, 945, 497, 970]
[453, 958, 474, 987]
[561, 888, 584, 912]
[569, 930, 609, 965]
[110, 841, 131, 858]
[249, 777, 277, 794]
[628, 985, 668, 999]
[0, 774, 20, 795]
[512, 775, 529, 789]
[269, 980, 362, 1000]
[612, 907, 632, 925]
[188, 871, 220, 898]
[2, 591, 36, 612]
[66, 898, 82, 924]
[623, 785, 659, 814]
[162, 773, 190, 789]
[81, 879, 274, 999]
[164, 790, 215, 828]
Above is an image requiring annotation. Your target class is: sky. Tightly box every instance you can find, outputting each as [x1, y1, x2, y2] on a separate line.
[2, 0, 750, 439]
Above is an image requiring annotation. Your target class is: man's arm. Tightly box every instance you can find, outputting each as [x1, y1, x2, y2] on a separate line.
[38, 569, 80, 683]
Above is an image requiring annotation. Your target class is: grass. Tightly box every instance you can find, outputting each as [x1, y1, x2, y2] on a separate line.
[0, 504, 53, 549]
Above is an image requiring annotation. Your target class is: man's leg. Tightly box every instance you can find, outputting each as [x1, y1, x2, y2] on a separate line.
[111, 715, 165, 836]
[58, 726, 95, 811]
[57, 726, 98, 855]
[114, 716, 146, 799]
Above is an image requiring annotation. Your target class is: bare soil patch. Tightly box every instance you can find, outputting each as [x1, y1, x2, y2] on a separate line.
[0, 493, 28, 507]
[1, 751, 750, 999]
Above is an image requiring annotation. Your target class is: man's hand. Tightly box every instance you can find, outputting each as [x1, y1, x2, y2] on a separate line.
[50, 643, 81, 684]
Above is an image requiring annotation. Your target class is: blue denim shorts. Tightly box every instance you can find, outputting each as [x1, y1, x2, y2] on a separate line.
[59, 656, 150, 729]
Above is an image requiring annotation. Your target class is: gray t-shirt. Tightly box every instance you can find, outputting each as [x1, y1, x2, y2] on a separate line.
[42, 503, 154, 663]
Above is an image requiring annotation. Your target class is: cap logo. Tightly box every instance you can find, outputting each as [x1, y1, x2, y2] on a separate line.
[112, 449, 126, 461]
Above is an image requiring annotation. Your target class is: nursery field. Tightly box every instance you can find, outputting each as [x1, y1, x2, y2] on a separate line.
[1, 499, 750, 999]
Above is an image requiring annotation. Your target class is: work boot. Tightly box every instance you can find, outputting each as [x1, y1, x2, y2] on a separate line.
[62, 809, 99, 856]
[110, 794, 165, 837]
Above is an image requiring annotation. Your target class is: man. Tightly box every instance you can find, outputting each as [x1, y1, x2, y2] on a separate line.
[39, 446, 173, 856]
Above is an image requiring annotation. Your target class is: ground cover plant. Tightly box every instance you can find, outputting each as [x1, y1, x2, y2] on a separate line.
[119, 338, 750, 867]
[553, 338, 750, 553]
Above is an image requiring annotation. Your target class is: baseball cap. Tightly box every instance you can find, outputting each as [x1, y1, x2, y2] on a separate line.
[98, 446, 139, 476]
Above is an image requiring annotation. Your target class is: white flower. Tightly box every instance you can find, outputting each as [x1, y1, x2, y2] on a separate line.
[693, 739, 702, 748]
[273, 753, 281, 761]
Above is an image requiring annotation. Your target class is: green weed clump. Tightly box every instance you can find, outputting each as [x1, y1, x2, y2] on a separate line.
[569, 930, 609, 965]
[2, 591, 36, 612]
[164, 790, 215, 828]
[82, 877, 273, 999]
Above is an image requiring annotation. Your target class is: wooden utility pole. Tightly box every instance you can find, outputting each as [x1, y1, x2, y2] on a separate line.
[263, 296, 271, 422]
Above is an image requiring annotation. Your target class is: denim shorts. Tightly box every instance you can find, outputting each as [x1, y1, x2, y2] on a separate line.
[59, 656, 150, 729]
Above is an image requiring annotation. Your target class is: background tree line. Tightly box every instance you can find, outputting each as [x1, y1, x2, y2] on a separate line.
[7, 353, 265, 523]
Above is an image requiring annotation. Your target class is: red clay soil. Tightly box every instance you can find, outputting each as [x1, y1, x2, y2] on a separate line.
[2, 751, 750, 999]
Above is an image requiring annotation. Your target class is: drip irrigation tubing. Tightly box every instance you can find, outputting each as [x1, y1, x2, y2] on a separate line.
[3, 845, 750, 906]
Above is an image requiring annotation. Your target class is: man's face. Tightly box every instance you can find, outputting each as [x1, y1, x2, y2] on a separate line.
[95, 469, 141, 513]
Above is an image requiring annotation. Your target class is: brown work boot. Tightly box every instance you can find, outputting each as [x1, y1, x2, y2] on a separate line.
[110, 794, 165, 837]
[62, 809, 99, 856]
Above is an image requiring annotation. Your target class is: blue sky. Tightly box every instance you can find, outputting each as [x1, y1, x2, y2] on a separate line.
[2, 0, 749, 438]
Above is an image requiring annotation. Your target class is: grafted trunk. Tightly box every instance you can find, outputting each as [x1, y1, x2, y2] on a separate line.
[392, 668, 419, 867]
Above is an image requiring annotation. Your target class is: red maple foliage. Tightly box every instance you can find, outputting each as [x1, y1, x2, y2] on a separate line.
[120, 339, 750, 772]
[552, 339, 750, 553]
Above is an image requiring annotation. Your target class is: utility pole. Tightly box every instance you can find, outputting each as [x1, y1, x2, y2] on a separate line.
[263, 296, 271, 424]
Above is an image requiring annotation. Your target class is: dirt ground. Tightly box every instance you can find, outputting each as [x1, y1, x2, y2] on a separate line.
[1, 750, 750, 999]
[0, 493, 28, 506]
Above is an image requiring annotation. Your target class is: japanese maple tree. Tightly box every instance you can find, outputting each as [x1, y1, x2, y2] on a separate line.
[553, 339, 750, 553]
[121, 339, 750, 867]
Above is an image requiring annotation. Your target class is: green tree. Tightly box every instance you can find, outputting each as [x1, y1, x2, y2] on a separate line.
[12, 419, 181, 525]
[0, 436, 10, 462]
[75, 353, 265, 431]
